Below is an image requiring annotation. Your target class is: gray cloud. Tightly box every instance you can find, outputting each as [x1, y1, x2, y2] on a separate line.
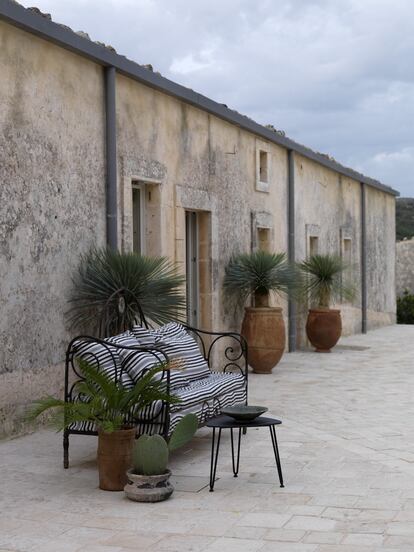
[19, 0, 414, 196]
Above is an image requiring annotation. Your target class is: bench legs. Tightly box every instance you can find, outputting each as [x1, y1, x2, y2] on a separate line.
[63, 430, 69, 469]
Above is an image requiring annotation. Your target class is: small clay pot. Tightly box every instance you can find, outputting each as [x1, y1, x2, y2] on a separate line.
[97, 428, 136, 491]
[306, 308, 342, 352]
[124, 469, 174, 502]
[241, 307, 286, 373]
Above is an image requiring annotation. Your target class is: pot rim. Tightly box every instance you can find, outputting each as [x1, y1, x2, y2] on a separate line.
[126, 468, 172, 481]
[244, 306, 283, 313]
[308, 308, 341, 314]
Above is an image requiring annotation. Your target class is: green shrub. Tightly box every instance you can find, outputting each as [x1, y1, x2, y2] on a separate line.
[397, 291, 414, 324]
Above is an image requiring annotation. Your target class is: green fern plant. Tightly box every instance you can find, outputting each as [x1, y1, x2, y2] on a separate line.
[223, 250, 297, 307]
[298, 254, 355, 308]
[67, 247, 186, 336]
[26, 360, 180, 433]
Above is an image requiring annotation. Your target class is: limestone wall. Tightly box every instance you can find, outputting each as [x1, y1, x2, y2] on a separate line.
[0, 17, 397, 436]
[0, 21, 106, 435]
[396, 239, 414, 296]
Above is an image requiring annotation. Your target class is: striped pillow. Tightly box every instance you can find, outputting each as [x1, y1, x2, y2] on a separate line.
[155, 331, 211, 383]
[119, 347, 189, 390]
[71, 339, 120, 382]
[131, 325, 158, 347]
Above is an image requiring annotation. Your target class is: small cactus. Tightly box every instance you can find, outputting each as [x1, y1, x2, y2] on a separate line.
[133, 434, 169, 475]
[133, 414, 198, 476]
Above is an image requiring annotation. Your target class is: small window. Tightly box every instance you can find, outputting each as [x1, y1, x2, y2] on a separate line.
[259, 150, 268, 183]
[256, 146, 270, 192]
[309, 236, 319, 257]
[257, 227, 271, 252]
[342, 238, 352, 266]
[132, 185, 145, 254]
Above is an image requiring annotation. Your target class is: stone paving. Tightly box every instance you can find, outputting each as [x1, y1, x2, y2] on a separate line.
[1, 325, 414, 551]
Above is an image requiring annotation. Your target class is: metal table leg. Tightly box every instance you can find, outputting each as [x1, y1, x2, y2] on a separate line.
[230, 428, 241, 477]
[209, 427, 222, 492]
[269, 424, 284, 487]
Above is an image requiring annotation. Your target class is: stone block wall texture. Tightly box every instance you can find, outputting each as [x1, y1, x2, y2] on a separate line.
[0, 18, 397, 436]
[396, 239, 414, 296]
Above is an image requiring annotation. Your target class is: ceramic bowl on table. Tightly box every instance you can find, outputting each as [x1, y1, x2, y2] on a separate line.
[221, 405, 268, 422]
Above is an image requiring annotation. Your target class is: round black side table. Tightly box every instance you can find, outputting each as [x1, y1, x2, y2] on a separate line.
[206, 415, 284, 492]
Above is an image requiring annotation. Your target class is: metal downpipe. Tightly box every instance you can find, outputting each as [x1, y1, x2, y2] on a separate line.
[105, 66, 118, 250]
[361, 182, 367, 333]
[287, 150, 296, 351]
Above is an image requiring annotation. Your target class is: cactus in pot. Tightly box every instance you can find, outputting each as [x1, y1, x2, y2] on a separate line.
[124, 413, 198, 502]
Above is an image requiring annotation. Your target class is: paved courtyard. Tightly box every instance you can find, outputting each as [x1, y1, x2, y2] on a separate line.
[1, 325, 414, 552]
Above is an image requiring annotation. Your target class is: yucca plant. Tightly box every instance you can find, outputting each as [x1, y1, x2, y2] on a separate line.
[223, 251, 297, 307]
[298, 254, 355, 308]
[68, 247, 186, 336]
[27, 360, 180, 433]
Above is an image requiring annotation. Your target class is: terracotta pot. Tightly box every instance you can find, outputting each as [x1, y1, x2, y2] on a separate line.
[241, 307, 286, 374]
[306, 308, 342, 352]
[97, 427, 136, 491]
[124, 469, 174, 502]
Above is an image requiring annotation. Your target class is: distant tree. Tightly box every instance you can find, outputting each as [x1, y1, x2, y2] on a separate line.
[396, 198, 414, 241]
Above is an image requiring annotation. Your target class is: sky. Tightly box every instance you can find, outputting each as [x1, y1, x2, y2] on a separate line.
[19, 0, 414, 197]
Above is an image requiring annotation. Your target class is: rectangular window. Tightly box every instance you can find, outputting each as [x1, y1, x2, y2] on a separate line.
[342, 238, 352, 266]
[256, 146, 270, 192]
[132, 185, 145, 254]
[309, 236, 319, 257]
[341, 237, 352, 302]
[257, 227, 271, 252]
[259, 150, 268, 183]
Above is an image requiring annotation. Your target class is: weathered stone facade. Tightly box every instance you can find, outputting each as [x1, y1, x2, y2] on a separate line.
[396, 238, 414, 296]
[0, 7, 397, 437]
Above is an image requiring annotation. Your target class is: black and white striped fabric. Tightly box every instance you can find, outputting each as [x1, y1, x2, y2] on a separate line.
[71, 338, 121, 382]
[131, 325, 158, 346]
[132, 322, 211, 383]
[169, 372, 245, 412]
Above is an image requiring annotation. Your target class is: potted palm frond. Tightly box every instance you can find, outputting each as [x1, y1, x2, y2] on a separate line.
[27, 361, 179, 491]
[68, 247, 186, 337]
[125, 414, 198, 502]
[299, 254, 355, 352]
[223, 251, 297, 373]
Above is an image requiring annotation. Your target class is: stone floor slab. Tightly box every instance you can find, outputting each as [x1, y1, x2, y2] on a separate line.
[1, 325, 413, 551]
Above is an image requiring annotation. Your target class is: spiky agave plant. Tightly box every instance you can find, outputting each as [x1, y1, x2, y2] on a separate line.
[67, 247, 186, 336]
[298, 254, 355, 308]
[223, 251, 297, 307]
[26, 360, 180, 433]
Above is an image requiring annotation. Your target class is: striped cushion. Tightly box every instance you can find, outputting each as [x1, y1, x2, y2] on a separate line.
[119, 347, 189, 390]
[168, 383, 247, 433]
[133, 323, 211, 383]
[169, 372, 246, 412]
[131, 325, 158, 347]
[71, 339, 121, 381]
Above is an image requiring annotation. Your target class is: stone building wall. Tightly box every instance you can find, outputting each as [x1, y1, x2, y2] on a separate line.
[396, 239, 414, 296]
[0, 21, 106, 436]
[0, 16, 397, 436]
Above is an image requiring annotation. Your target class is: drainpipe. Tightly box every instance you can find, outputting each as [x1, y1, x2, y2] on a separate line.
[287, 149, 296, 351]
[105, 66, 118, 250]
[360, 182, 367, 333]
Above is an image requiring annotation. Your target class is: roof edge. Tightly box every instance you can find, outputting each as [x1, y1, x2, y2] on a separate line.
[0, 0, 399, 197]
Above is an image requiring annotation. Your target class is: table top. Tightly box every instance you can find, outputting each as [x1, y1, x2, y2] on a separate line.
[206, 415, 282, 429]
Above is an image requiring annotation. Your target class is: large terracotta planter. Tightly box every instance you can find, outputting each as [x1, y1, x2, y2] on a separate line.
[306, 308, 342, 352]
[241, 307, 286, 374]
[124, 469, 174, 502]
[97, 427, 136, 491]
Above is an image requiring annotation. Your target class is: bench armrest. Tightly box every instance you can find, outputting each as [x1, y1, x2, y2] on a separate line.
[65, 335, 171, 402]
[183, 325, 248, 382]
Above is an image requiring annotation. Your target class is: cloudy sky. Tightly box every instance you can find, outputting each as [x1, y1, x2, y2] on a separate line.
[20, 0, 413, 197]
